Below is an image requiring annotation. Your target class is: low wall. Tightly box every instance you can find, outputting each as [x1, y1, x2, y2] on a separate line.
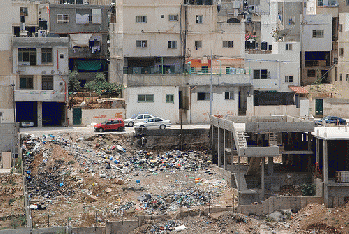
[68, 108, 125, 126]
[0, 123, 19, 153]
[135, 128, 210, 149]
[309, 98, 349, 118]
[237, 196, 324, 215]
[253, 105, 300, 117]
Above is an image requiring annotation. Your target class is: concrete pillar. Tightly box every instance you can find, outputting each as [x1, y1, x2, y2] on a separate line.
[261, 157, 265, 200]
[37, 101, 42, 127]
[231, 131, 235, 173]
[234, 87, 239, 115]
[268, 157, 273, 175]
[238, 155, 241, 190]
[218, 127, 221, 167]
[224, 129, 227, 170]
[323, 140, 328, 207]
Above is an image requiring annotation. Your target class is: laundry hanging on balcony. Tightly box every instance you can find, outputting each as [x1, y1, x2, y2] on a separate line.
[70, 34, 93, 47]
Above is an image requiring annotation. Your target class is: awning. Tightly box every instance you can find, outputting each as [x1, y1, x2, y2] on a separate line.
[76, 60, 102, 71]
[289, 86, 309, 94]
[70, 33, 92, 47]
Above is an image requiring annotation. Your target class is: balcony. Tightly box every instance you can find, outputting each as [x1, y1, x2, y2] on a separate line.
[14, 90, 66, 102]
[189, 74, 251, 86]
[245, 49, 272, 54]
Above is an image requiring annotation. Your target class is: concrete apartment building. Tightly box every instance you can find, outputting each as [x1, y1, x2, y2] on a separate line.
[49, 4, 110, 86]
[110, 0, 252, 123]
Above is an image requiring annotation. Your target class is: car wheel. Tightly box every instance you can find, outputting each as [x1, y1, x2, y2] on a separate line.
[128, 122, 134, 127]
[98, 128, 104, 132]
[160, 125, 166, 129]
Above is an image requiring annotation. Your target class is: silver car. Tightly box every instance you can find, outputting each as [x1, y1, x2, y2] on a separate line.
[124, 114, 155, 127]
[134, 117, 171, 129]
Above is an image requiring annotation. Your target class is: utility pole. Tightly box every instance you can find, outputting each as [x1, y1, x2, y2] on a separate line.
[210, 49, 213, 116]
[11, 83, 15, 122]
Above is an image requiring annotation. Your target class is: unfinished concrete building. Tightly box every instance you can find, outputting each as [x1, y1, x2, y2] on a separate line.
[210, 115, 321, 209]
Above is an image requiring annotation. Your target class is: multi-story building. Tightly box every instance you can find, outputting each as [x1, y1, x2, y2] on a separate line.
[111, 0, 252, 123]
[49, 4, 109, 86]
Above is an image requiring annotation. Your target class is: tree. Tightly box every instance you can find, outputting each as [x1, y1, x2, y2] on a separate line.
[84, 73, 122, 97]
[68, 70, 81, 92]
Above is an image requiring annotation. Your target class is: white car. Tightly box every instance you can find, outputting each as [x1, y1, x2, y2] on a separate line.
[134, 117, 171, 129]
[124, 114, 155, 127]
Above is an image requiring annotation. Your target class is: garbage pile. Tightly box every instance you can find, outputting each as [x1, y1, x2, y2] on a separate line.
[136, 188, 213, 214]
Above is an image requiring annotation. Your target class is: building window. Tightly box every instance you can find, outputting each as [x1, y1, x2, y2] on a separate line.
[166, 94, 174, 103]
[20, 7, 28, 16]
[224, 91, 234, 100]
[168, 41, 177, 49]
[312, 30, 324, 38]
[195, 41, 202, 50]
[339, 24, 343, 32]
[340, 74, 343, 81]
[253, 69, 268, 79]
[317, 0, 323, 6]
[223, 41, 234, 48]
[346, 74, 349, 81]
[42, 76, 53, 90]
[138, 94, 154, 102]
[92, 9, 102, 24]
[136, 40, 147, 48]
[41, 48, 52, 64]
[190, 67, 195, 73]
[20, 76, 33, 89]
[339, 48, 344, 57]
[335, 67, 338, 81]
[197, 92, 210, 101]
[136, 16, 147, 23]
[161, 15, 164, 18]
[169, 15, 178, 21]
[347, 0, 349, 5]
[286, 43, 293, 51]
[226, 67, 230, 74]
[201, 66, 209, 73]
[307, 69, 316, 77]
[57, 14, 69, 23]
[196, 15, 203, 24]
[285, 76, 294, 83]
[18, 48, 36, 65]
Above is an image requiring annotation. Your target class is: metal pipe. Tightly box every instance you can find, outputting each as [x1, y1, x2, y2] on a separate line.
[210, 50, 213, 116]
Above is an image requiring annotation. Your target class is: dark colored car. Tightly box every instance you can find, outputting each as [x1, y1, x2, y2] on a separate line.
[94, 118, 125, 132]
[315, 116, 347, 126]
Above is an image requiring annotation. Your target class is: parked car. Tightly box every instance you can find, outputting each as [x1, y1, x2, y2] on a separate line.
[124, 114, 155, 127]
[134, 117, 171, 129]
[94, 118, 125, 132]
[315, 116, 347, 126]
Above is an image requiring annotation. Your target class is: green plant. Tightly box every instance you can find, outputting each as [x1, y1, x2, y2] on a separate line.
[84, 73, 122, 97]
[8, 198, 16, 205]
[68, 160, 75, 165]
[68, 70, 81, 92]
[301, 183, 315, 196]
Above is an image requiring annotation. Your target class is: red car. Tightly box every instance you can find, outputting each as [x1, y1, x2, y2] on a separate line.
[94, 118, 125, 132]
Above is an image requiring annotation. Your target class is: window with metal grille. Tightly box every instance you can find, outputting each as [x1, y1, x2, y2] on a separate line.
[136, 16, 147, 23]
[138, 94, 154, 102]
[224, 91, 234, 100]
[340, 48, 344, 57]
[253, 69, 268, 79]
[312, 30, 324, 38]
[136, 40, 147, 48]
[42, 76, 53, 90]
[169, 15, 178, 21]
[41, 48, 52, 64]
[340, 74, 343, 81]
[223, 41, 234, 48]
[166, 94, 174, 103]
[57, 14, 69, 23]
[18, 48, 36, 65]
[168, 41, 177, 49]
[285, 76, 294, 83]
[286, 43, 293, 50]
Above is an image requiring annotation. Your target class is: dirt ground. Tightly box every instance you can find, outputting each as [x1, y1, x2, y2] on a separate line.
[15, 131, 349, 233]
[0, 173, 26, 229]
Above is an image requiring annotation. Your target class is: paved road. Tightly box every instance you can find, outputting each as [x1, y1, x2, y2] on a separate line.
[19, 124, 210, 135]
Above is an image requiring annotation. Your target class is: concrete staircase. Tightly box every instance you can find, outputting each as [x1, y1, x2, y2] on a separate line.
[269, 132, 278, 146]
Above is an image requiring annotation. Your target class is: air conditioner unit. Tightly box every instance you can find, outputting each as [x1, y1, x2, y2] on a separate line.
[336, 171, 349, 183]
[20, 23, 26, 31]
[83, 0, 89, 4]
[38, 30, 47, 37]
[41, 70, 46, 75]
